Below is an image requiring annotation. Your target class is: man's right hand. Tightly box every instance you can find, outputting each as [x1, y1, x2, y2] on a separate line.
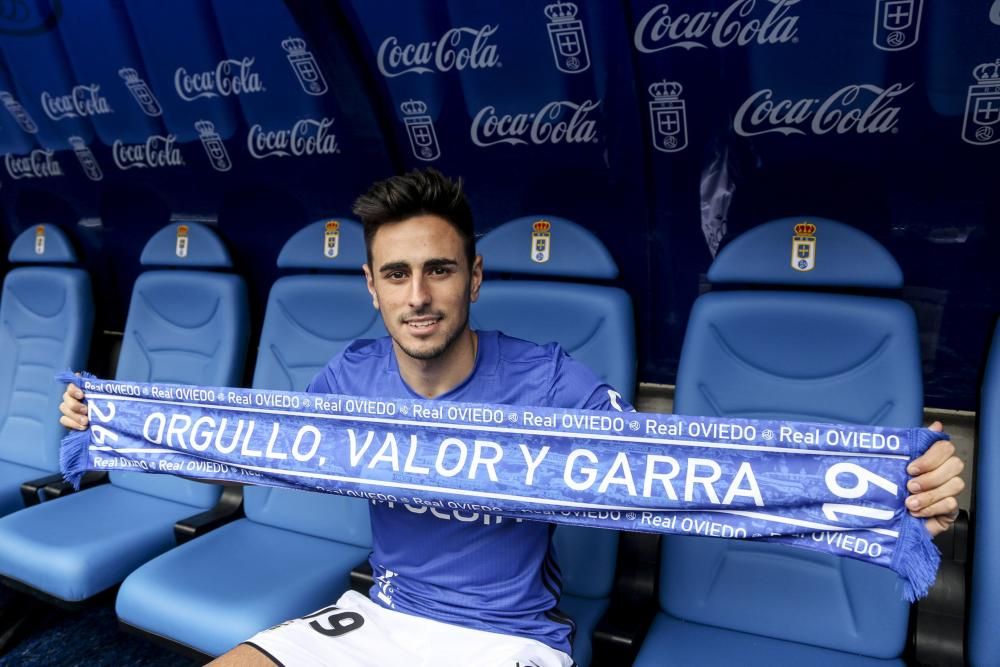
[59, 383, 88, 431]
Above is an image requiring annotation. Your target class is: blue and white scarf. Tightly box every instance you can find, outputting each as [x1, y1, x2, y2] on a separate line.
[57, 373, 941, 601]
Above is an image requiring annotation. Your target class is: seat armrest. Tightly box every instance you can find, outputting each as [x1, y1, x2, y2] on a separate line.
[592, 595, 658, 665]
[21, 473, 67, 506]
[174, 485, 244, 544]
[39, 471, 109, 502]
[350, 560, 373, 594]
[912, 510, 968, 666]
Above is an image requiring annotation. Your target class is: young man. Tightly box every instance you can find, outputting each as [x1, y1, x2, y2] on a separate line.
[60, 169, 964, 666]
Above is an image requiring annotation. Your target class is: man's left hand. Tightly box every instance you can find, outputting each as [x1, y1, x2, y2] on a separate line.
[906, 421, 965, 537]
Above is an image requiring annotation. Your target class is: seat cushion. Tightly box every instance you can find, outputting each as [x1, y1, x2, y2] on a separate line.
[557, 593, 608, 667]
[553, 525, 617, 598]
[244, 486, 371, 545]
[117, 518, 371, 656]
[0, 459, 47, 517]
[633, 612, 905, 667]
[0, 483, 203, 601]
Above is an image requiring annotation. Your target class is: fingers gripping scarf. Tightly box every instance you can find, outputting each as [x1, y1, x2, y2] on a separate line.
[57, 372, 941, 601]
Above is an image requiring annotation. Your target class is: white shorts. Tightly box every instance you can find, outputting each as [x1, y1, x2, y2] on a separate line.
[244, 590, 575, 667]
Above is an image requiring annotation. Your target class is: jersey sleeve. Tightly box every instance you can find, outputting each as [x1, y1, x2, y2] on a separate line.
[547, 347, 634, 413]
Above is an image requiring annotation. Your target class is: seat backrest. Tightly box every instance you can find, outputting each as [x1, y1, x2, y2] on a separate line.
[970, 320, 1000, 665]
[0, 225, 93, 473]
[473, 215, 635, 601]
[244, 219, 382, 546]
[473, 215, 635, 404]
[666, 217, 922, 657]
[110, 222, 248, 509]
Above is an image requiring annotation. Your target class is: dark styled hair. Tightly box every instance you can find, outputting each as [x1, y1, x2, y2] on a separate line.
[353, 168, 476, 267]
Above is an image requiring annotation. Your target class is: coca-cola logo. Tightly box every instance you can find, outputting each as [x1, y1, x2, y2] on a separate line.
[471, 99, 600, 147]
[40, 84, 112, 121]
[377, 25, 500, 78]
[112, 135, 184, 170]
[5, 150, 62, 179]
[634, 0, 800, 53]
[174, 57, 264, 102]
[247, 117, 339, 159]
[733, 82, 914, 136]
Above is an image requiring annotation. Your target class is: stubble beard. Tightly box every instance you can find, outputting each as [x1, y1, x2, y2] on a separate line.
[393, 311, 470, 361]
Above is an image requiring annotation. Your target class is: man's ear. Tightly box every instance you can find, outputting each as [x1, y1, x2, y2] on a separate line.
[363, 264, 380, 310]
[469, 255, 484, 303]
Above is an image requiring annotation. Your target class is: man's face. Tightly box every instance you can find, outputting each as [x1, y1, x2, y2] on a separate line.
[364, 214, 482, 362]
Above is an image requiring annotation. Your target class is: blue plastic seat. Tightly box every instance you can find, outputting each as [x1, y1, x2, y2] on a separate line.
[0, 222, 248, 602]
[969, 321, 1000, 666]
[0, 225, 92, 516]
[634, 218, 922, 665]
[472, 215, 635, 667]
[116, 219, 383, 656]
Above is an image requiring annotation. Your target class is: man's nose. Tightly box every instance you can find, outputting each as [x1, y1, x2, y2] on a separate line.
[408, 275, 431, 308]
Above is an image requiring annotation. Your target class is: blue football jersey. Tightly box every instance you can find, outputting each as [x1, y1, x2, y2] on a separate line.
[307, 330, 631, 654]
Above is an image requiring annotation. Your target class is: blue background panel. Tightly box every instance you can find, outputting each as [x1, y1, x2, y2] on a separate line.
[0, 0, 994, 409]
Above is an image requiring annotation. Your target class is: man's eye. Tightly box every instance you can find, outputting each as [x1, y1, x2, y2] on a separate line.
[430, 267, 451, 276]
[386, 271, 406, 280]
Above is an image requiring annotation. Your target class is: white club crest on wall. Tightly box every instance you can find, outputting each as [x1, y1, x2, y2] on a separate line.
[282, 37, 328, 96]
[963, 59, 1000, 146]
[873, 0, 923, 52]
[545, 1, 590, 74]
[68, 136, 103, 182]
[119, 68, 162, 117]
[648, 80, 688, 153]
[401, 99, 440, 161]
[0, 91, 38, 134]
[196, 120, 233, 171]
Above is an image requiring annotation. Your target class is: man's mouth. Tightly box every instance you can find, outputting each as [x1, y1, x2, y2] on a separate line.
[403, 316, 442, 332]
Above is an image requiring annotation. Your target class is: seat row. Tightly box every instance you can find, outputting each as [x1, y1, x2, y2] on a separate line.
[0, 215, 634, 665]
[0, 215, 992, 665]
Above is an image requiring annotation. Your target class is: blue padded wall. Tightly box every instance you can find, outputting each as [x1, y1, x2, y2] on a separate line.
[0, 0, 993, 410]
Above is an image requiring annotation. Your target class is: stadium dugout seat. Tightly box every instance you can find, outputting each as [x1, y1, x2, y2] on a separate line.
[472, 215, 636, 667]
[0, 225, 92, 516]
[116, 219, 384, 658]
[969, 321, 1000, 666]
[0, 222, 248, 604]
[633, 217, 922, 665]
